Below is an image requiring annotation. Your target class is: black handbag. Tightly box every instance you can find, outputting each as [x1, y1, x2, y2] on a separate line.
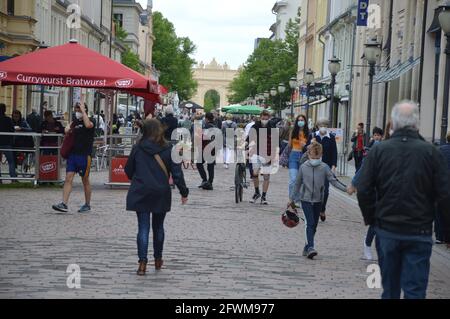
[347, 150, 354, 162]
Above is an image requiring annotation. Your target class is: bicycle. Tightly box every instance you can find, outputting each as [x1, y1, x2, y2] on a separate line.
[234, 162, 247, 203]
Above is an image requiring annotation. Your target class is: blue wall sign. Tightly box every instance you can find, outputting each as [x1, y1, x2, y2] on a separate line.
[357, 0, 370, 26]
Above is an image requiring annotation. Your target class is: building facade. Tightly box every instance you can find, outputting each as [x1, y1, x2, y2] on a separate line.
[0, 0, 127, 117]
[0, 0, 39, 114]
[270, 0, 302, 41]
[295, 0, 450, 150]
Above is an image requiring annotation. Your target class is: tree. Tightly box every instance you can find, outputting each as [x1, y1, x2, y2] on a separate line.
[122, 48, 143, 74]
[228, 15, 300, 111]
[152, 12, 198, 101]
[114, 21, 143, 73]
[204, 90, 220, 113]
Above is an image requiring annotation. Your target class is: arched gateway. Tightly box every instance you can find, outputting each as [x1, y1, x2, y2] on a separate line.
[191, 58, 238, 111]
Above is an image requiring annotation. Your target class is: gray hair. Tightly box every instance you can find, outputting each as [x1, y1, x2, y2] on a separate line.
[316, 118, 329, 127]
[391, 100, 420, 131]
[165, 106, 174, 115]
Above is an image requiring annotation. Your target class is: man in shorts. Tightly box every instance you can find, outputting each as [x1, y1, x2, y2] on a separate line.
[247, 110, 278, 205]
[52, 103, 95, 213]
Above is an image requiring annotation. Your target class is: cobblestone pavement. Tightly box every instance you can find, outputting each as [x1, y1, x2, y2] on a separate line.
[0, 165, 449, 299]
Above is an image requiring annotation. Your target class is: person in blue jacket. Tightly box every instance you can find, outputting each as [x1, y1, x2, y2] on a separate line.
[125, 119, 189, 276]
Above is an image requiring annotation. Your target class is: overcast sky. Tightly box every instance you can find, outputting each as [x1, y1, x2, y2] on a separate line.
[137, 0, 276, 69]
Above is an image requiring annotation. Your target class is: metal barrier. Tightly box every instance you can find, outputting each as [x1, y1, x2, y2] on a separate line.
[104, 134, 140, 187]
[0, 132, 64, 186]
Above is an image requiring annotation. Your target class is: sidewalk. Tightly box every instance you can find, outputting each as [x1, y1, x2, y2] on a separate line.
[0, 165, 449, 298]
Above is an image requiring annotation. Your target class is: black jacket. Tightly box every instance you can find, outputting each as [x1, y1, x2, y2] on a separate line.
[0, 115, 14, 146]
[357, 128, 450, 240]
[125, 140, 189, 214]
[160, 114, 179, 141]
[440, 143, 450, 171]
[26, 112, 42, 133]
[307, 132, 338, 168]
[247, 121, 278, 158]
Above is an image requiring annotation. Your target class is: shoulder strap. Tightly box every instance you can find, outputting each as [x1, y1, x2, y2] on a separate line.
[154, 154, 169, 179]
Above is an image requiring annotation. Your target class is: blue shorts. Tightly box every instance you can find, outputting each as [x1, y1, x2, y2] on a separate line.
[66, 154, 91, 177]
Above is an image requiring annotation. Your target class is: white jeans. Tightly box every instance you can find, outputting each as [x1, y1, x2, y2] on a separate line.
[223, 147, 234, 164]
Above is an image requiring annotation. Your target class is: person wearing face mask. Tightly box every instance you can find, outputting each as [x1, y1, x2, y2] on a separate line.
[289, 141, 347, 259]
[221, 113, 237, 169]
[351, 123, 367, 173]
[53, 102, 95, 214]
[306, 119, 337, 222]
[247, 110, 277, 205]
[287, 115, 309, 203]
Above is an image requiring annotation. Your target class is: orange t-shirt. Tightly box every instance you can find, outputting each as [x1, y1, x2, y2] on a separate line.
[291, 132, 307, 150]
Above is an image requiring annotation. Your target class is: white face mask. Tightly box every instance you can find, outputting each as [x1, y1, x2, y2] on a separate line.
[75, 112, 83, 120]
[319, 127, 328, 135]
[261, 120, 269, 126]
[310, 159, 322, 167]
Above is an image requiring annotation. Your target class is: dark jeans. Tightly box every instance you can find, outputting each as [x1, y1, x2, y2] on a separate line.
[375, 227, 433, 299]
[365, 225, 376, 247]
[354, 151, 364, 173]
[197, 163, 215, 184]
[0, 146, 17, 178]
[434, 208, 443, 242]
[301, 201, 322, 251]
[136, 212, 167, 263]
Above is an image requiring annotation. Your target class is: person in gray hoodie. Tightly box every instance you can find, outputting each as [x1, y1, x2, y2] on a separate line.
[289, 141, 347, 259]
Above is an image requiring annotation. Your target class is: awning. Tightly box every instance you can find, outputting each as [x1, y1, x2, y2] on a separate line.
[0, 40, 159, 99]
[304, 97, 330, 107]
[159, 85, 168, 95]
[373, 57, 421, 84]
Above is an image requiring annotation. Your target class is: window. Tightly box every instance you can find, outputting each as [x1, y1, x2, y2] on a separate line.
[7, 0, 14, 15]
[113, 14, 123, 28]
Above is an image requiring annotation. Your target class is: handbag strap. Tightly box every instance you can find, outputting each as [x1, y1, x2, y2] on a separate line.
[154, 154, 169, 179]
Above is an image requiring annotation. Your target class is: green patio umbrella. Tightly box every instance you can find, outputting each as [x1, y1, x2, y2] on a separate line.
[222, 104, 242, 112]
[225, 105, 264, 115]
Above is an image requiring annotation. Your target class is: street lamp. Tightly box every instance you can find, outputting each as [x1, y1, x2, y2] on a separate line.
[278, 83, 286, 116]
[364, 38, 381, 145]
[328, 57, 341, 127]
[304, 69, 315, 119]
[263, 91, 270, 108]
[289, 76, 298, 119]
[270, 87, 277, 111]
[439, 3, 450, 145]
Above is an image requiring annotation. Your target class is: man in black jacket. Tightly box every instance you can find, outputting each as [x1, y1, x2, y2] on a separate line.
[160, 106, 178, 142]
[26, 108, 42, 133]
[0, 103, 17, 181]
[356, 101, 450, 299]
[196, 112, 219, 190]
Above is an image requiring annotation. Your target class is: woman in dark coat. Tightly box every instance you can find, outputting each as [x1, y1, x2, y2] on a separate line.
[125, 119, 189, 275]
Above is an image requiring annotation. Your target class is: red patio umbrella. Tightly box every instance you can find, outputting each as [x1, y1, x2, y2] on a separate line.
[0, 40, 159, 100]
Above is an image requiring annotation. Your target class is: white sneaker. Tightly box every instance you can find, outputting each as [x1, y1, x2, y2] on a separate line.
[364, 243, 373, 260]
[224, 164, 229, 169]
